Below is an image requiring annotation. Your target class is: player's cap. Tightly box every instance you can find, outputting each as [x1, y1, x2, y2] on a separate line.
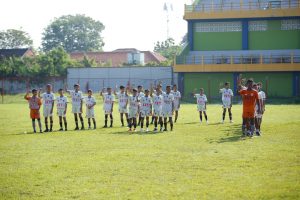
[120, 85, 125, 89]
[32, 88, 38, 92]
[132, 88, 138, 92]
[74, 84, 79, 87]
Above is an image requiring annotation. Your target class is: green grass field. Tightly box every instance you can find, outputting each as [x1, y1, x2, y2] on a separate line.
[0, 97, 300, 199]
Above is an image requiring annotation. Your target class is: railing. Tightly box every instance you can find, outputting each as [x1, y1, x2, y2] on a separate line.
[176, 50, 300, 65]
[185, 0, 300, 13]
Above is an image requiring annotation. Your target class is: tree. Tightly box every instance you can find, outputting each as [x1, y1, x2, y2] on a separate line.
[42, 14, 105, 52]
[37, 47, 75, 76]
[0, 29, 33, 49]
[154, 38, 182, 65]
[80, 55, 97, 67]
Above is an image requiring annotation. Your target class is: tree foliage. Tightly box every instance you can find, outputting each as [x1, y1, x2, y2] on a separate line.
[42, 14, 105, 52]
[0, 29, 33, 49]
[153, 38, 182, 65]
[0, 47, 77, 78]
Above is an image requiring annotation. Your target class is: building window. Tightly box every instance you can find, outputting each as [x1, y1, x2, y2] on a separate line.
[281, 19, 300, 30]
[194, 22, 242, 32]
[249, 21, 268, 31]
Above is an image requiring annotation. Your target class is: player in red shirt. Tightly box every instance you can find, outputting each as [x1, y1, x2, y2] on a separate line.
[238, 79, 261, 137]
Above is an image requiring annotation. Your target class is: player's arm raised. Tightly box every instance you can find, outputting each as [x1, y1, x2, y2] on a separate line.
[24, 90, 29, 100]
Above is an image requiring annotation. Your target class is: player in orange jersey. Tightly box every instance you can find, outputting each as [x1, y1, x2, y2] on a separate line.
[24, 89, 42, 133]
[238, 79, 261, 137]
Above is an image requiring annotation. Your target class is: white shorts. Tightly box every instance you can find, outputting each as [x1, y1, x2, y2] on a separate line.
[72, 105, 82, 114]
[174, 103, 180, 111]
[140, 110, 152, 118]
[86, 108, 95, 118]
[129, 109, 138, 119]
[222, 101, 232, 109]
[119, 107, 128, 114]
[153, 109, 162, 117]
[104, 109, 113, 114]
[197, 105, 206, 112]
[43, 106, 53, 117]
[57, 109, 66, 117]
[255, 113, 263, 118]
[162, 109, 173, 118]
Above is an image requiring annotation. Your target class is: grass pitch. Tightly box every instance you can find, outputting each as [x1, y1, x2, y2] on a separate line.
[0, 98, 299, 199]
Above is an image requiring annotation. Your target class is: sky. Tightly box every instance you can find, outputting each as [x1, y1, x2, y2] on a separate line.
[0, 0, 193, 51]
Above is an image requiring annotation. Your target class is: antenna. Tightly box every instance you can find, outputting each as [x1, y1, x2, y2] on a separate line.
[163, 2, 173, 39]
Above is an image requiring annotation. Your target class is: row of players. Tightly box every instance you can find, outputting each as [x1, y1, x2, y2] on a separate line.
[25, 84, 181, 133]
[24, 81, 266, 136]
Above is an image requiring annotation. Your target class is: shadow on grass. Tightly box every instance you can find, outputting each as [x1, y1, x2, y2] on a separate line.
[207, 124, 244, 143]
[110, 130, 164, 136]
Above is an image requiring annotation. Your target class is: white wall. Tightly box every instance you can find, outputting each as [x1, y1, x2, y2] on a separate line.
[67, 67, 176, 92]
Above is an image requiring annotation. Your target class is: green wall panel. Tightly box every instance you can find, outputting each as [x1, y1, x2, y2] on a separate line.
[249, 20, 300, 50]
[184, 72, 293, 98]
[184, 73, 234, 99]
[193, 32, 242, 51]
[241, 72, 293, 97]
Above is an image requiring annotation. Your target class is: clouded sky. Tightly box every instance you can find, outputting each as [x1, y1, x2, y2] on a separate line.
[0, 0, 192, 51]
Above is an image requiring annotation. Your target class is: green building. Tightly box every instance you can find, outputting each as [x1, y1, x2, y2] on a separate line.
[175, 0, 300, 101]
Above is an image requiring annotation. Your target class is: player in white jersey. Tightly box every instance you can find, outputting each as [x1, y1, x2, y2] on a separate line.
[56, 89, 68, 131]
[114, 85, 129, 127]
[162, 85, 175, 131]
[100, 87, 115, 128]
[194, 88, 209, 124]
[67, 84, 85, 130]
[139, 89, 153, 132]
[128, 88, 140, 132]
[137, 85, 145, 126]
[84, 89, 97, 129]
[219, 82, 234, 123]
[152, 85, 164, 132]
[255, 82, 266, 136]
[40, 84, 55, 132]
[172, 84, 181, 123]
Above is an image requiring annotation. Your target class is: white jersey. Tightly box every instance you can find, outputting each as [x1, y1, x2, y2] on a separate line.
[56, 96, 68, 110]
[70, 90, 83, 106]
[103, 93, 115, 111]
[258, 91, 266, 100]
[172, 90, 181, 104]
[220, 88, 233, 102]
[138, 92, 145, 99]
[195, 94, 207, 106]
[162, 92, 174, 111]
[140, 96, 152, 111]
[85, 96, 96, 109]
[128, 95, 139, 110]
[116, 92, 128, 108]
[152, 94, 163, 111]
[42, 92, 55, 107]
